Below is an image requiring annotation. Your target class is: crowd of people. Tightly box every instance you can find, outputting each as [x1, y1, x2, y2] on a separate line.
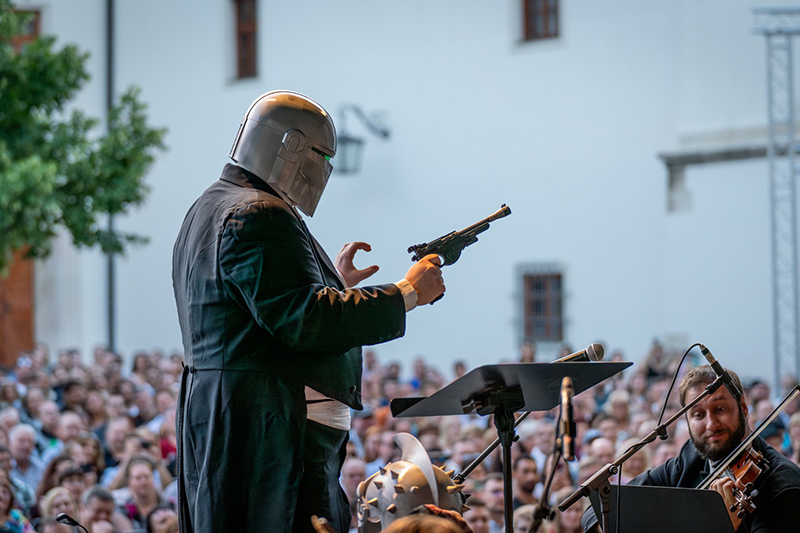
[0, 344, 180, 533]
[0, 338, 798, 533]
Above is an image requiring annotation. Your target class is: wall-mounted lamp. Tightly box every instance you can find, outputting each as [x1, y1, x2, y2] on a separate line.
[335, 104, 390, 175]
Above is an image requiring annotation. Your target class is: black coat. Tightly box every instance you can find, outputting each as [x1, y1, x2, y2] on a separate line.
[172, 164, 406, 532]
[582, 436, 800, 532]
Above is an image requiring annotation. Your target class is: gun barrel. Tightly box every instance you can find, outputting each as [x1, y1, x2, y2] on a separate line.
[487, 204, 511, 222]
[457, 204, 512, 235]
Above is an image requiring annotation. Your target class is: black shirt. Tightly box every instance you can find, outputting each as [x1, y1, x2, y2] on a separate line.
[582, 436, 800, 532]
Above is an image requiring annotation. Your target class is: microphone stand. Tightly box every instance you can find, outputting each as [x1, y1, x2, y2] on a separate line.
[55, 513, 89, 533]
[453, 411, 530, 484]
[558, 373, 730, 533]
[527, 432, 567, 532]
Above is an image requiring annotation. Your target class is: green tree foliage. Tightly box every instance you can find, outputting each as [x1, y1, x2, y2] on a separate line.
[0, 1, 166, 273]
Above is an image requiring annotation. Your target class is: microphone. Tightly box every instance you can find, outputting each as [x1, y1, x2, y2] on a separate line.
[699, 344, 742, 402]
[560, 376, 575, 461]
[553, 343, 604, 363]
[56, 513, 89, 533]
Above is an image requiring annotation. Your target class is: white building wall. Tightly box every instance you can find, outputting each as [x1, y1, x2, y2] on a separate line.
[20, 0, 798, 386]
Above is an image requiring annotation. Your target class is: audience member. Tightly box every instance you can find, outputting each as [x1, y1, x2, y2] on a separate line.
[58, 381, 87, 417]
[115, 455, 165, 530]
[0, 476, 34, 532]
[19, 387, 45, 428]
[512, 504, 534, 533]
[101, 416, 134, 469]
[477, 472, 505, 532]
[73, 432, 106, 484]
[788, 412, 800, 464]
[145, 503, 179, 533]
[511, 456, 538, 509]
[35, 401, 61, 455]
[0, 445, 35, 514]
[56, 464, 88, 503]
[35, 454, 77, 502]
[540, 487, 585, 533]
[9, 425, 45, 492]
[365, 430, 398, 477]
[616, 438, 650, 483]
[40, 411, 85, 465]
[79, 485, 133, 533]
[383, 513, 464, 533]
[38, 486, 79, 520]
[0, 407, 20, 435]
[462, 498, 491, 533]
[84, 389, 108, 432]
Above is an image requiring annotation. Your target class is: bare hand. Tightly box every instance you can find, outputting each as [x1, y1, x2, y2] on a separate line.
[404, 254, 445, 305]
[335, 242, 380, 287]
[711, 478, 742, 531]
[123, 437, 144, 460]
[91, 521, 115, 533]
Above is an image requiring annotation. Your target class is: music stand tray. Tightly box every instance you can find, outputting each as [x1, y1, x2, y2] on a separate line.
[391, 362, 631, 418]
[588, 485, 736, 533]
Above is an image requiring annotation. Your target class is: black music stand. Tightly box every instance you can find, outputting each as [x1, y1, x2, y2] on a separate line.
[588, 485, 735, 533]
[392, 362, 630, 533]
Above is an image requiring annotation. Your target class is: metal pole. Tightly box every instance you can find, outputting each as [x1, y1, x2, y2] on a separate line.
[755, 7, 800, 393]
[786, 39, 800, 394]
[106, 0, 115, 351]
[766, 34, 779, 393]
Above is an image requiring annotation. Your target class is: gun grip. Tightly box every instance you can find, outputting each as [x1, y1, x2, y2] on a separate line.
[429, 293, 444, 305]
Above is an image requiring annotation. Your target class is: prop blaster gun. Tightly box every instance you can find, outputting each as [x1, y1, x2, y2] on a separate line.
[408, 204, 512, 266]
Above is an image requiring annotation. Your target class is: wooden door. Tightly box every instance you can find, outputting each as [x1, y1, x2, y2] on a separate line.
[0, 251, 34, 368]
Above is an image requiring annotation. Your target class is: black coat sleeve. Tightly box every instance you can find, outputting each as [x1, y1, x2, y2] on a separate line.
[218, 201, 406, 355]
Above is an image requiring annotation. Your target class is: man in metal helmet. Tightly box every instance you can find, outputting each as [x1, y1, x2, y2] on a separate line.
[229, 90, 336, 217]
[172, 91, 445, 533]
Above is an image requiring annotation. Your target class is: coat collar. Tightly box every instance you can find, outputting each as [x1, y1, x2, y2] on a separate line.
[220, 164, 346, 288]
[219, 163, 278, 196]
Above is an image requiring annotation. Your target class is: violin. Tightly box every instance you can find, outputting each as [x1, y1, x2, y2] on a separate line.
[720, 446, 770, 518]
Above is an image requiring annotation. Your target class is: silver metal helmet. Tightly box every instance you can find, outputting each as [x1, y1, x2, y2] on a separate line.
[357, 433, 466, 533]
[229, 90, 336, 217]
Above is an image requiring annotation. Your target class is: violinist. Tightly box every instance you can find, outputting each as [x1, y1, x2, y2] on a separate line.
[582, 365, 800, 532]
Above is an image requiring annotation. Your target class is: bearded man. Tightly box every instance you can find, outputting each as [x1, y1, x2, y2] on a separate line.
[583, 365, 800, 532]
